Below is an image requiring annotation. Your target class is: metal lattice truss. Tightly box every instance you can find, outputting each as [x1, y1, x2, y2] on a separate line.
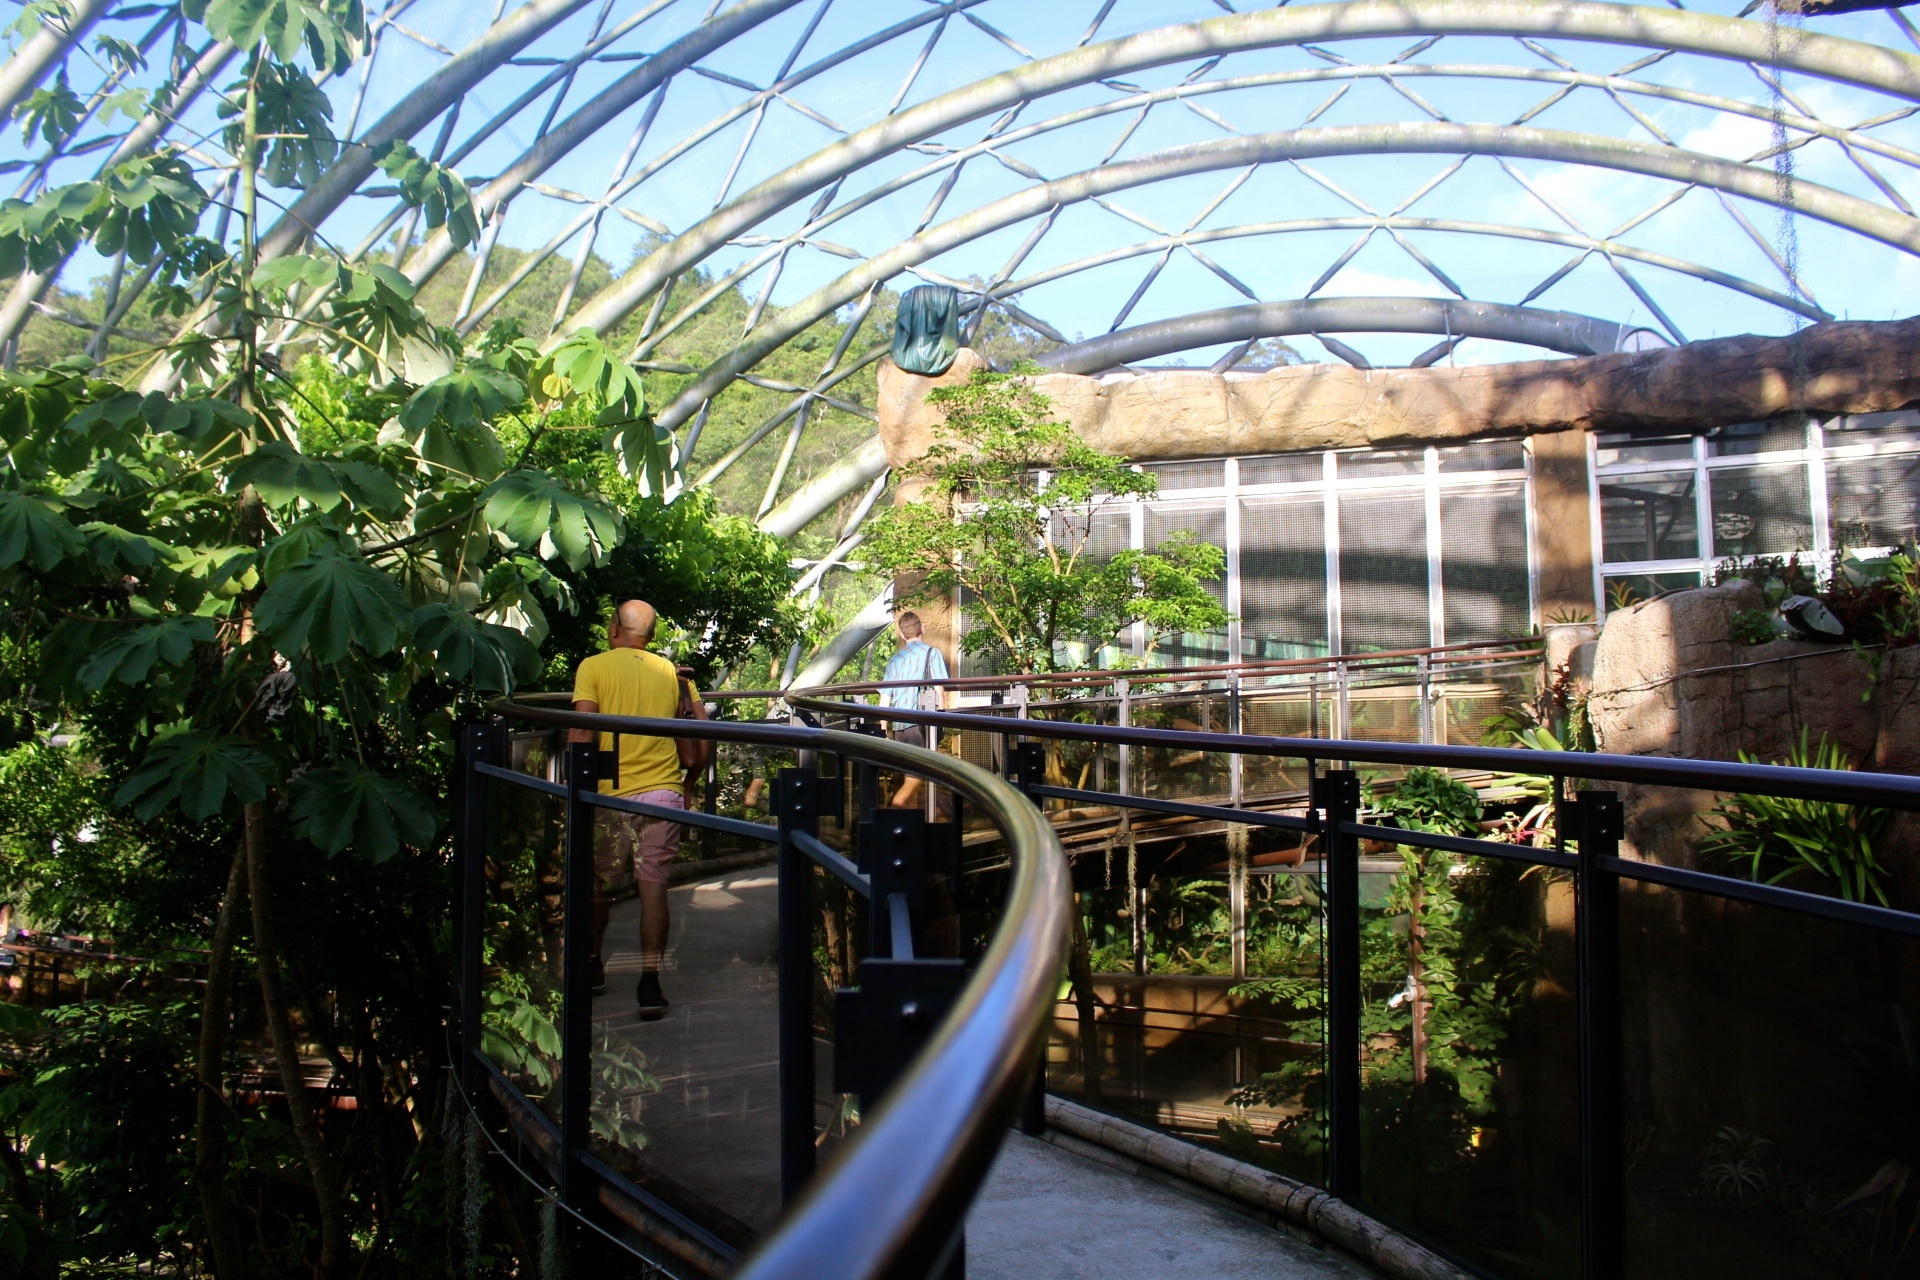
[8, 0, 1920, 551]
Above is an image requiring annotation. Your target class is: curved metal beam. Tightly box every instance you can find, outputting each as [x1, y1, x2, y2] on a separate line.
[988, 215, 1830, 324]
[1040, 298, 1651, 373]
[0, 38, 238, 345]
[759, 436, 889, 537]
[394, 0, 810, 290]
[653, 120, 1920, 434]
[256, 0, 596, 262]
[0, 0, 114, 125]
[560, 0, 1920, 346]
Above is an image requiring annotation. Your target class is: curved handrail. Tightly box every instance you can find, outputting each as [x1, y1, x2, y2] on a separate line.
[488, 699, 1073, 1280]
[787, 695, 1920, 812]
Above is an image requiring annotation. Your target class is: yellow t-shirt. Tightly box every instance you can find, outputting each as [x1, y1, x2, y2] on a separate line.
[572, 648, 684, 797]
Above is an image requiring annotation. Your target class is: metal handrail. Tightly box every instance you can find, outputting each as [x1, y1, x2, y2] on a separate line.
[474, 700, 1072, 1280]
[791, 697, 1920, 811]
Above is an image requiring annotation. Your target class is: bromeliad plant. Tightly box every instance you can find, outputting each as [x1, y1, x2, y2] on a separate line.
[0, 1, 682, 1274]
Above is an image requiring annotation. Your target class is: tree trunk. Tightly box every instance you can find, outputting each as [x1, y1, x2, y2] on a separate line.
[1067, 892, 1102, 1099]
[194, 841, 248, 1280]
[245, 800, 349, 1275]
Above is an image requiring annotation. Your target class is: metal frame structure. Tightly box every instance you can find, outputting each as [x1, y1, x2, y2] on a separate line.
[8, 1, 1920, 551]
[788, 686, 1920, 1280]
[454, 699, 1069, 1278]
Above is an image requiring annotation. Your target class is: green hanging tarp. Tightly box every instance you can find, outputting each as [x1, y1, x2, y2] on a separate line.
[891, 284, 960, 376]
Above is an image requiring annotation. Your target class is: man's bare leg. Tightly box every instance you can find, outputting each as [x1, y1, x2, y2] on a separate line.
[893, 774, 924, 809]
[639, 880, 671, 974]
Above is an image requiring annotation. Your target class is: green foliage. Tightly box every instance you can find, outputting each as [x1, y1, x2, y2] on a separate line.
[1702, 731, 1892, 904]
[187, 0, 366, 73]
[1731, 606, 1785, 645]
[377, 140, 480, 250]
[483, 469, 621, 571]
[220, 58, 336, 186]
[863, 370, 1227, 672]
[112, 729, 277, 822]
[290, 760, 436, 861]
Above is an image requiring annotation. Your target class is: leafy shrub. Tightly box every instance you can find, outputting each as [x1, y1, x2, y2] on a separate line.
[1701, 731, 1892, 904]
[1730, 607, 1785, 646]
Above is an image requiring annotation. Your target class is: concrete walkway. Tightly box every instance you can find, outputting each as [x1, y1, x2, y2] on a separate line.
[968, 1131, 1370, 1280]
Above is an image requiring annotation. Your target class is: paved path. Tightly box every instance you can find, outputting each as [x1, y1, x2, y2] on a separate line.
[968, 1131, 1370, 1280]
[596, 869, 784, 1244]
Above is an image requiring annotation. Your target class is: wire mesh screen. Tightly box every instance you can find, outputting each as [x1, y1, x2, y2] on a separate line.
[1239, 495, 1328, 659]
[1828, 451, 1920, 549]
[1600, 472, 1698, 564]
[1338, 491, 1431, 652]
[1145, 502, 1227, 667]
[1441, 484, 1531, 643]
[1707, 464, 1813, 559]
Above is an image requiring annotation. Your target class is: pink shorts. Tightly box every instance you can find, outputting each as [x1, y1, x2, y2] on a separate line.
[593, 791, 685, 889]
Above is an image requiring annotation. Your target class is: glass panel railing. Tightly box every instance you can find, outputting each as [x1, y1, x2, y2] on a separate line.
[1356, 847, 1581, 1277]
[480, 773, 565, 1126]
[1619, 881, 1920, 1280]
[586, 740, 789, 1250]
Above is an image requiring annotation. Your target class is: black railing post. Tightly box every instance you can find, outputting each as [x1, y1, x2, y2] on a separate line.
[457, 723, 492, 1097]
[1007, 741, 1048, 1137]
[777, 765, 820, 1204]
[560, 740, 598, 1214]
[1316, 767, 1363, 1201]
[1574, 789, 1625, 1280]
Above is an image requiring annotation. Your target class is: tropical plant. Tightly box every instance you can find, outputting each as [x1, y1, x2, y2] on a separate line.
[1701, 730, 1892, 904]
[0, 1, 794, 1273]
[862, 368, 1228, 673]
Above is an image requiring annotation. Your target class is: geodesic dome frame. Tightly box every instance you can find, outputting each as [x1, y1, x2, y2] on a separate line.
[6, 0, 1920, 545]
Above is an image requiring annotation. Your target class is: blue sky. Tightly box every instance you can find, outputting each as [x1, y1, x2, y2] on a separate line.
[20, 0, 1920, 367]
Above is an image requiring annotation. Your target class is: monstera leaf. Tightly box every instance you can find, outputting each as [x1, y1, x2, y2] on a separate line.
[481, 470, 620, 570]
[254, 551, 410, 662]
[79, 617, 216, 689]
[115, 730, 277, 822]
[0, 491, 83, 570]
[413, 603, 540, 692]
[290, 762, 436, 861]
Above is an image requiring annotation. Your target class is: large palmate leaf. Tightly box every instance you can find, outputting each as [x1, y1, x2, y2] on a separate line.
[254, 552, 410, 662]
[79, 617, 217, 689]
[376, 140, 480, 250]
[115, 730, 277, 822]
[412, 603, 539, 692]
[401, 365, 523, 433]
[220, 60, 336, 187]
[546, 330, 645, 416]
[289, 762, 436, 862]
[0, 491, 83, 571]
[227, 440, 345, 510]
[188, 0, 366, 73]
[482, 470, 620, 571]
[77, 521, 172, 569]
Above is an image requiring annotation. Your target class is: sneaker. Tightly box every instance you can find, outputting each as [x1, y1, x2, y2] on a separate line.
[589, 956, 606, 997]
[635, 974, 669, 1021]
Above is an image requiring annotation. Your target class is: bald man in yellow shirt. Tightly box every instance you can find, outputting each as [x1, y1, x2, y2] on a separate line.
[572, 599, 709, 1019]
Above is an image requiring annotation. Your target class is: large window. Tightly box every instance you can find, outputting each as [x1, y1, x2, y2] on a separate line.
[1591, 412, 1920, 613]
[978, 442, 1536, 669]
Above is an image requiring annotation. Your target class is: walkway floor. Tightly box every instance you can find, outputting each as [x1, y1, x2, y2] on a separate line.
[967, 1131, 1369, 1280]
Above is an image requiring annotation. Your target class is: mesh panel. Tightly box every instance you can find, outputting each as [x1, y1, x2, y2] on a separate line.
[1336, 447, 1425, 478]
[1828, 451, 1920, 549]
[1145, 459, 1224, 490]
[1145, 502, 1227, 666]
[1830, 410, 1920, 449]
[1239, 495, 1328, 658]
[1052, 502, 1133, 565]
[1338, 491, 1431, 651]
[1599, 471, 1697, 563]
[1438, 440, 1525, 471]
[1442, 484, 1531, 643]
[1239, 453, 1324, 486]
[1709, 418, 1806, 457]
[1707, 463, 1812, 558]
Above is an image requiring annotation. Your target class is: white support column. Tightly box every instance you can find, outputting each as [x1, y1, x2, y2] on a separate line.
[1224, 457, 1243, 663]
[1424, 446, 1445, 648]
[1809, 415, 1832, 564]
[1694, 433, 1715, 579]
[1324, 450, 1343, 658]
